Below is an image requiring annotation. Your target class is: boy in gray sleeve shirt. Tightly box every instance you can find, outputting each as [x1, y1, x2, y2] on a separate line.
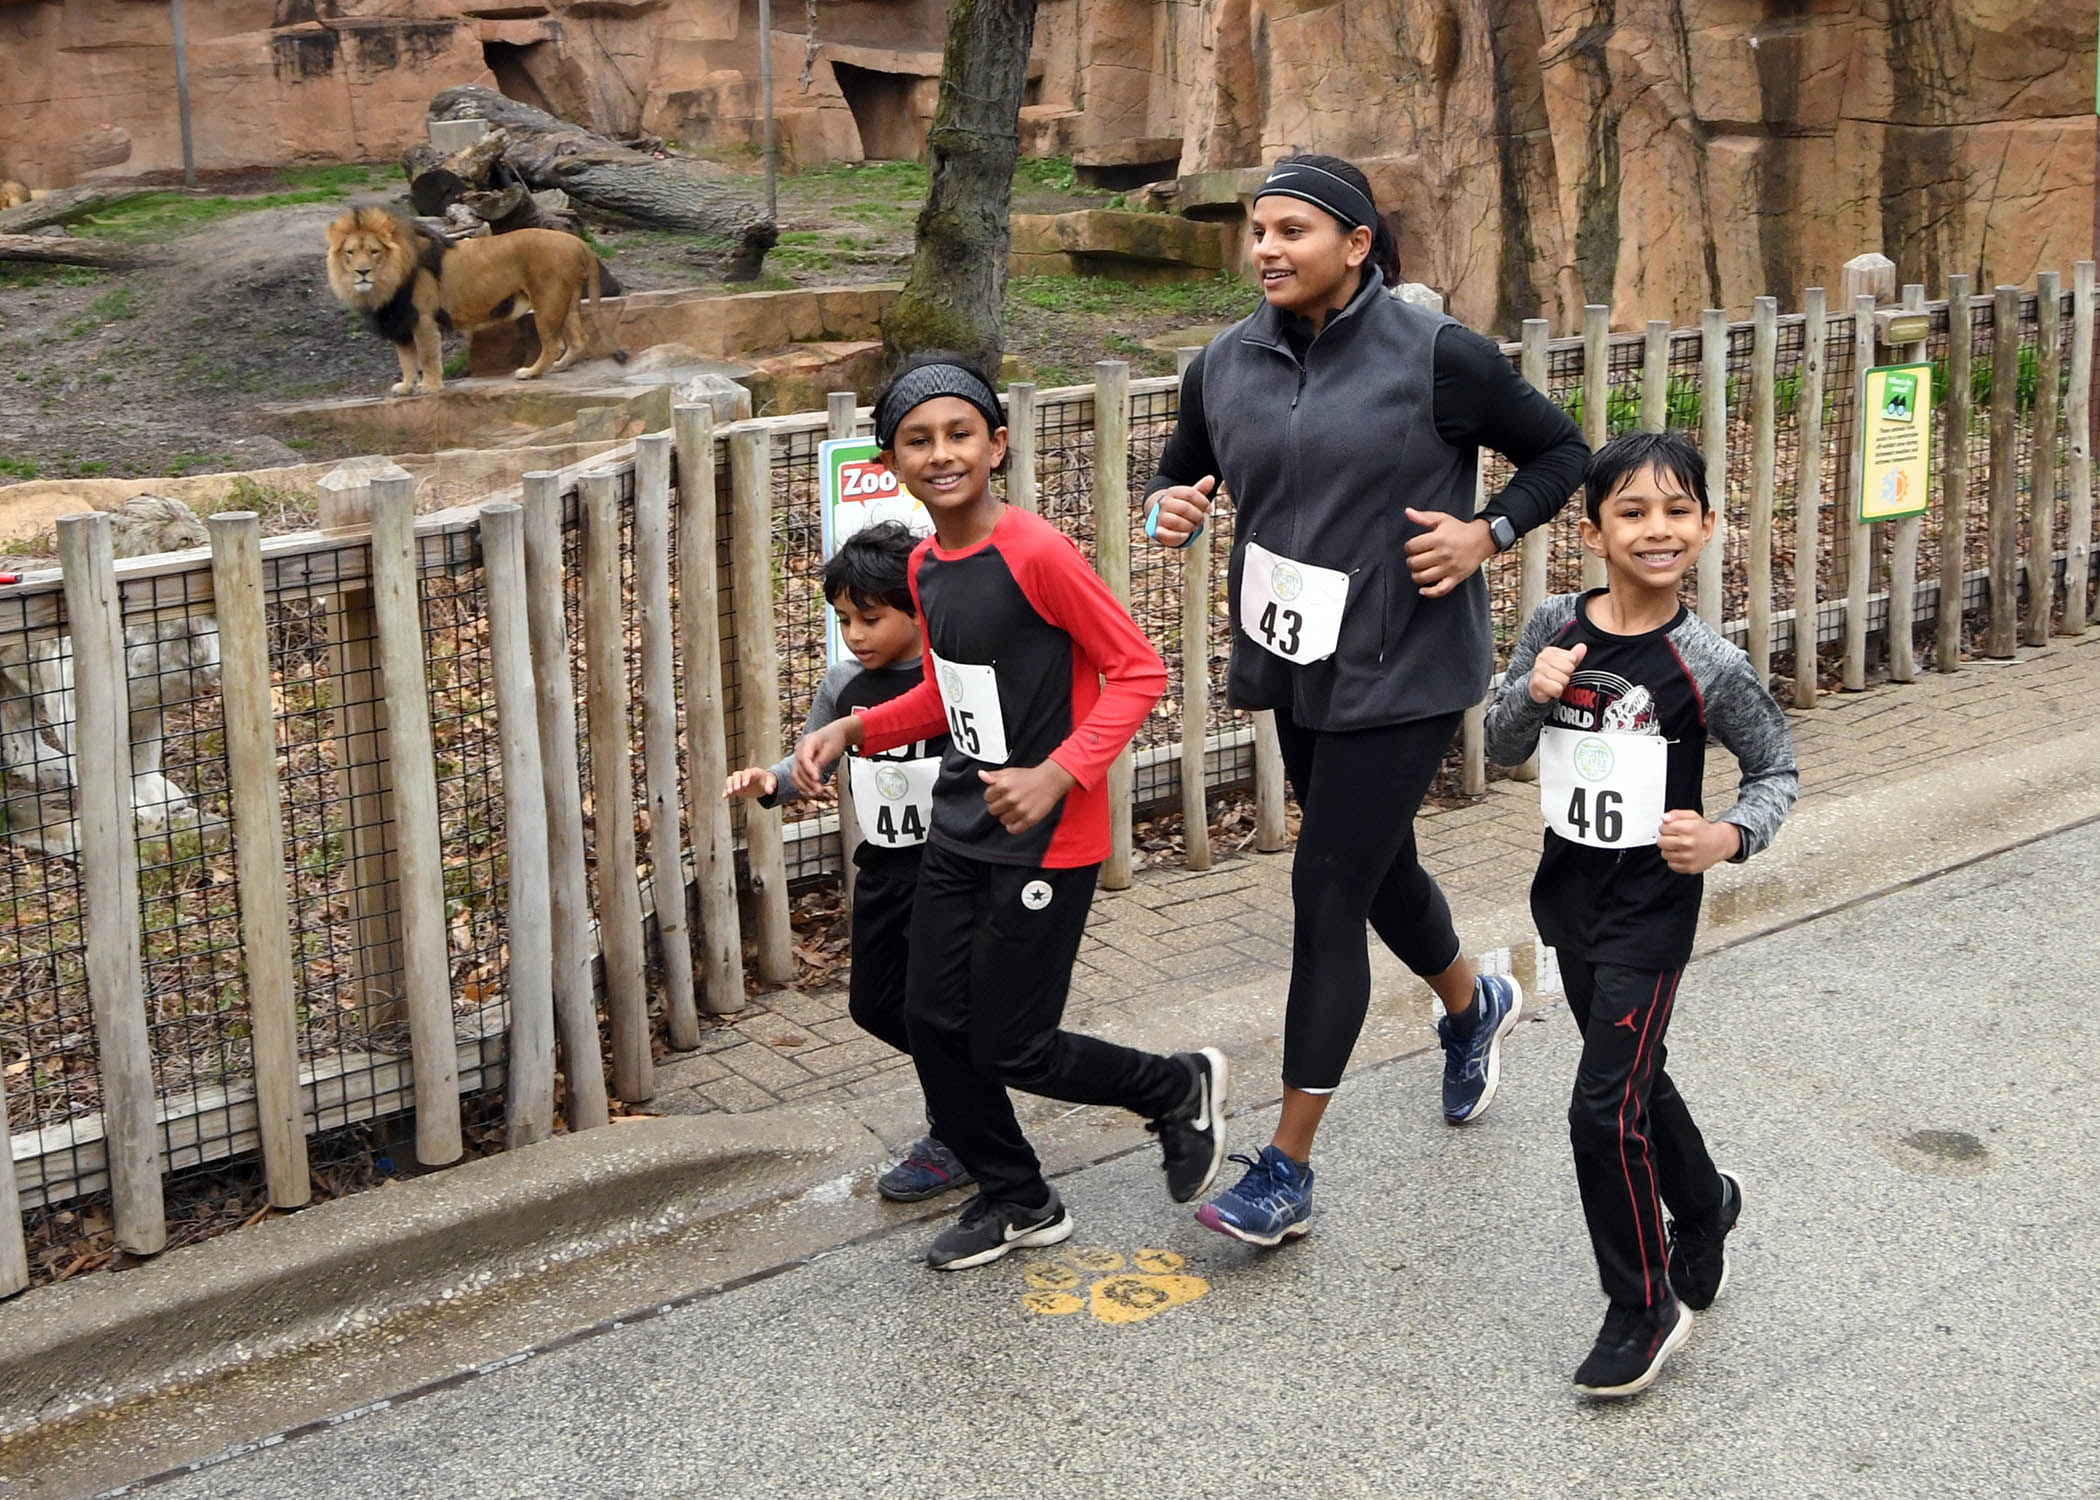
[724, 521, 968, 1202]
[1486, 430, 1797, 1401]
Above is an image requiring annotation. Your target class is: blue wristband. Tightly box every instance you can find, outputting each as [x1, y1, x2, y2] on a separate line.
[1145, 497, 1204, 550]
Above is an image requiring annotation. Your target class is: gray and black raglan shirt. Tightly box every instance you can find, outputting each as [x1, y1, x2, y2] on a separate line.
[761, 655, 943, 876]
[1484, 592, 1799, 968]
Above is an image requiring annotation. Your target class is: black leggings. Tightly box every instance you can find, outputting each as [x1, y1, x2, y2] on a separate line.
[1275, 710, 1464, 1092]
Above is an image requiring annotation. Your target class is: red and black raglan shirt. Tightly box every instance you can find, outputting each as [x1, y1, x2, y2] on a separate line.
[854, 505, 1167, 869]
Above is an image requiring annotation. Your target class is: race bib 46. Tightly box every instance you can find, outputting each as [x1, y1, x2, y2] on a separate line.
[1538, 726, 1668, 849]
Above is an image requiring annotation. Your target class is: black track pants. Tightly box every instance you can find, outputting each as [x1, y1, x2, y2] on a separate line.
[1274, 710, 1465, 1092]
[846, 865, 915, 1057]
[1562, 956, 1726, 1309]
[904, 843, 1189, 1207]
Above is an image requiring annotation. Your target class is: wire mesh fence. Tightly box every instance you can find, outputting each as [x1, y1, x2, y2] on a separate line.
[2, 283, 2094, 1259]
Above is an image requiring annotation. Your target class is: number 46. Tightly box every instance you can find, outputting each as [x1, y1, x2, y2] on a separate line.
[1566, 786, 1623, 843]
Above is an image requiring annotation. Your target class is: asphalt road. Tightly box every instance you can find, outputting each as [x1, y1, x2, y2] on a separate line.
[123, 823, 2099, 1499]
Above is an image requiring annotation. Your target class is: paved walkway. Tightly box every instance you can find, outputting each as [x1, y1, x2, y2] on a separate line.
[651, 631, 2100, 1123]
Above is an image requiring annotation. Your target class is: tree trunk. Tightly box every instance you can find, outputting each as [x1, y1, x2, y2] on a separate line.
[427, 86, 775, 277]
[0, 234, 154, 269]
[882, 0, 1039, 374]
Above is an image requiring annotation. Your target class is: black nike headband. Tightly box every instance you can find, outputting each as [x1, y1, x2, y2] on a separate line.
[1253, 160, 1376, 233]
[874, 362, 1007, 450]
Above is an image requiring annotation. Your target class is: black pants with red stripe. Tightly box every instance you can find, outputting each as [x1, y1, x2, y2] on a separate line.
[1563, 956, 1727, 1309]
[905, 843, 1190, 1207]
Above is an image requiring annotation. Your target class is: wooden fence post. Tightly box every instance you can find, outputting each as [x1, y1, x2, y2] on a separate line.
[1501, 316, 1556, 789]
[56, 513, 166, 1254]
[1795, 286, 1827, 705]
[520, 471, 610, 1127]
[1843, 254, 1897, 680]
[728, 427, 796, 982]
[826, 390, 863, 908]
[479, 501, 555, 1147]
[2025, 270, 2062, 644]
[1006, 381, 1038, 513]
[1748, 296, 1778, 680]
[1175, 346, 1214, 870]
[1093, 359, 1136, 891]
[634, 431, 701, 1051]
[1888, 283, 1928, 681]
[1252, 712, 1288, 852]
[1699, 308, 1728, 625]
[1641, 318, 1670, 432]
[2068, 261, 2095, 636]
[673, 405, 745, 1015]
[1844, 293, 1877, 689]
[1582, 304, 1610, 591]
[207, 511, 309, 1207]
[1940, 274, 1975, 672]
[369, 473, 463, 1165]
[0, 1071, 23, 1294]
[581, 468, 653, 1102]
[1986, 284, 2022, 657]
[315, 459, 402, 1033]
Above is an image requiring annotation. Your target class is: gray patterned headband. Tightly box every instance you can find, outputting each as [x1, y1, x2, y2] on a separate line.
[874, 362, 1007, 449]
[1253, 161, 1376, 232]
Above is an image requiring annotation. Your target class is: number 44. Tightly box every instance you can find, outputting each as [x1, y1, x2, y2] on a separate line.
[1565, 786, 1624, 843]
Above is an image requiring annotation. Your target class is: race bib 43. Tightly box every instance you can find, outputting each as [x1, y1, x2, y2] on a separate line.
[1239, 540, 1350, 664]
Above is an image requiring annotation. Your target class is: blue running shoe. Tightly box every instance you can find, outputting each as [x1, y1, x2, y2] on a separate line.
[877, 1135, 973, 1203]
[1438, 973, 1523, 1124]
[1194, 1145, 1314, 1246]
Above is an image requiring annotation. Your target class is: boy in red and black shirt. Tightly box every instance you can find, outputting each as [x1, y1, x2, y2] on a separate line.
[793, 355, 1230, 1271]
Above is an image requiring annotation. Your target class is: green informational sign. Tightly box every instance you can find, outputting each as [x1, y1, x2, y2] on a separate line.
[1858, 361, 1932, 523]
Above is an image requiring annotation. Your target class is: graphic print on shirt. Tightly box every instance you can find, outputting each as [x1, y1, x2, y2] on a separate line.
[1538, 668, 1669, 849]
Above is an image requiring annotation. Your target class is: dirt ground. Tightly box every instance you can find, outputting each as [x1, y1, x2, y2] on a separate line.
[0, 159, 1248, 505]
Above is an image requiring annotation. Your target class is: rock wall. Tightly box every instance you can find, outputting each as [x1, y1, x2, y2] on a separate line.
[1169, 0, 2094, 331]
[0, 0, 2089, 329]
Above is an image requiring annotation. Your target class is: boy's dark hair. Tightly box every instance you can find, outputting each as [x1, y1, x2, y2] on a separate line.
[1268, 153, 1402, 287]
[823, 519, 919, 615]
[872, 350, 1010, 473]
[1583, 428, 1710, 524]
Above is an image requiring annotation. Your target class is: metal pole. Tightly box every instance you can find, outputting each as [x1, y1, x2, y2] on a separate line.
[171, 0, 196, 188]
[758, 0, 777, 219]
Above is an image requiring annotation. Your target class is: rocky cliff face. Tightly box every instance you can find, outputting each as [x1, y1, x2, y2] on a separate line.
[0, 0, 2088, 329]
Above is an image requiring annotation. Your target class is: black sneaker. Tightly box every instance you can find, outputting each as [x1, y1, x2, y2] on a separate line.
[925, 1189, 1073, 1272]
[1147, 1047, 1230, 1203]
[1668, 1168, 1742, 1310]
[1572, 1297, 1695, 1399]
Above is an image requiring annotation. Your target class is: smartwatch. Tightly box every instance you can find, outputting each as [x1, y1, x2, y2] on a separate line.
[1486, 514, 1517, 554]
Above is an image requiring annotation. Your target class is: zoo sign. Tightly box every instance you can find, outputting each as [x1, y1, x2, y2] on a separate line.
[817, 437, 930, 665]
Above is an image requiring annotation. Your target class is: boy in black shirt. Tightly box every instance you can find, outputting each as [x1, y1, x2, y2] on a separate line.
[725, 522, 968, 1201]
[1485, 430, 1797, 1399]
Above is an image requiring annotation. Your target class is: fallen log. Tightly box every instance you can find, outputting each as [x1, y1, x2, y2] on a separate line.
[0, 233, 155, 269]
[0, 185, 138, 236]
[427, 86, 776, 278]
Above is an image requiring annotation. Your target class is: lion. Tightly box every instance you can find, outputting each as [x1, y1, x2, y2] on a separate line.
[325, 206, 614, 396]
[0, 180, 28, 211]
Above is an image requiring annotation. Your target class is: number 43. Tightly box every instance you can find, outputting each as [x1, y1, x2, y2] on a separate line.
[1566, 786, 1623, 843]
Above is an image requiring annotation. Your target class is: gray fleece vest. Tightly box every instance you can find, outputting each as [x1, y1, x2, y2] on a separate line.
[1202, 274, 1487, 730]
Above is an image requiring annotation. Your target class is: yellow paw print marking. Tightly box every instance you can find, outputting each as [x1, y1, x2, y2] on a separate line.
[1021, 1246, 1208, 1325]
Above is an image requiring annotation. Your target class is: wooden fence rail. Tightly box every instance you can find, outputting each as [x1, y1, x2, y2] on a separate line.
[3, 262, 2094, 1285]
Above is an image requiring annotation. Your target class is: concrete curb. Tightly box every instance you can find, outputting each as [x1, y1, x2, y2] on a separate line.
[0, 1105, 882, 1441]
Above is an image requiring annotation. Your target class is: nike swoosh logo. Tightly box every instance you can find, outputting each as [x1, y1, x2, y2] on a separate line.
[1005, 1215, 1056, 1242]
[1190, 1078, 1213, 1132]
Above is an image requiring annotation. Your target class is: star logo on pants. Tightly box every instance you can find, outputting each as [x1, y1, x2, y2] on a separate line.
[1021, 880, 1053, 911]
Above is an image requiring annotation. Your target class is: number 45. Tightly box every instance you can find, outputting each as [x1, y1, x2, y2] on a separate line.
[1566, 787, 1623, 843]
